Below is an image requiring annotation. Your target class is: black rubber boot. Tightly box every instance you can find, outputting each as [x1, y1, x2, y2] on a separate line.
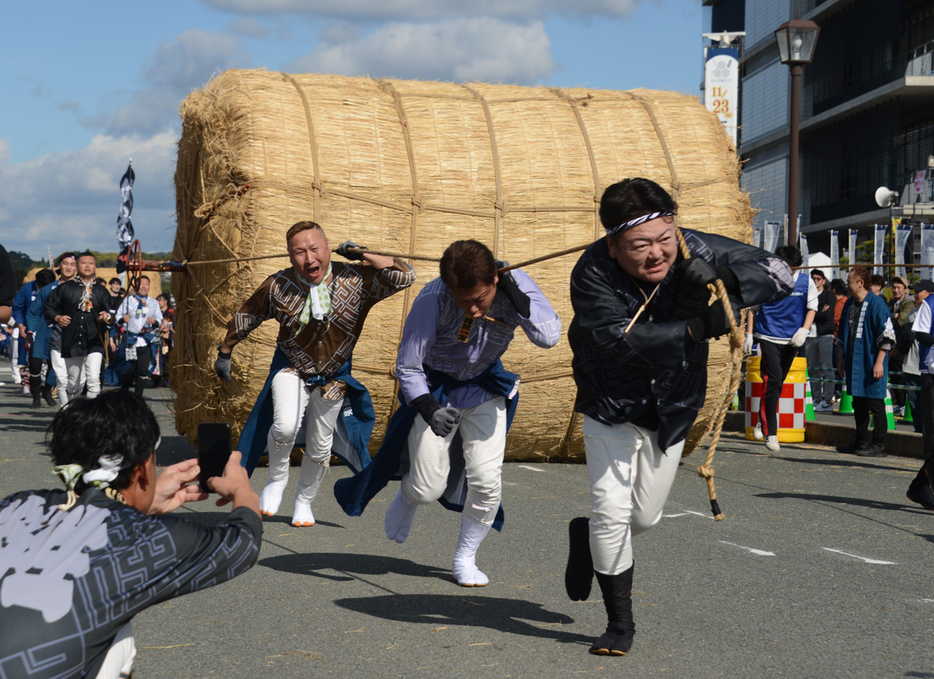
[42, 385, 56, 407]
[565, 517, 593, 601]
[31, 394, 41, 409]
[590, 564, 635, 656]
[907, 464, 934, 510]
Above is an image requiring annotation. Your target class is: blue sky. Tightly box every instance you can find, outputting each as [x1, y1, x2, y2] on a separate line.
[1, 0, 706, 260]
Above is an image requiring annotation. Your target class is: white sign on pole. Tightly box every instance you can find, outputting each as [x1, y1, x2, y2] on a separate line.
[799, 233, 809, 265]
[873, 224, 886, 276]
[704, 47, 739, 146]
[849, 229, 858, 269]
[895, 223, 912, 281]
[922, 224, 934, 282]
[764, 221, 781, 253]
[830, 230, 841, 280]
[751, 222, 764, 250]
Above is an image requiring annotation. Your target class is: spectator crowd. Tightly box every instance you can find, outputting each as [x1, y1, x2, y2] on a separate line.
[0, 248, 174, 406]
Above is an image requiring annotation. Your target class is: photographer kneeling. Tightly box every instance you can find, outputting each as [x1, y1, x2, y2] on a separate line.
[0, 392, 261, 679]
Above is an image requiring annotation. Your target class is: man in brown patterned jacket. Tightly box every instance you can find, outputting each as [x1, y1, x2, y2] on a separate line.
[215, 221, 415, 528]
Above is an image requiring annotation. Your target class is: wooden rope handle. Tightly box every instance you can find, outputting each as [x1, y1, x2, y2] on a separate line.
[676, 228, 743, 521]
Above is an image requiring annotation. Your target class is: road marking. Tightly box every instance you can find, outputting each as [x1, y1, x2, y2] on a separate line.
[517, 465, 545, 473]
[719, 541, 775, 557]
[823, 548, 896, 565]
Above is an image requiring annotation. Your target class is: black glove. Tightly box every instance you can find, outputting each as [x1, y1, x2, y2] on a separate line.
[686, 299, 742, 343]
[214, 347, 232, 382]
[678, 258, 739, 295]
[337, 240, 366, 261]
[412, 393, 442, 423]
[494, 260, 531, 318]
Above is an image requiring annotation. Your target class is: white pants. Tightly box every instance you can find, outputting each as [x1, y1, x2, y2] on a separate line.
[50, 349, 69, 406]
[583, 415, 683, 576]
[94, 622, 135, 679]
[267, 369, 343, 497]
[64, 352, 101, 400]
[402, 396, 507, 527]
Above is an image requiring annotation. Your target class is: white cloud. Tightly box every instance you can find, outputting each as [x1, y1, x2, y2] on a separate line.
[292, 18, 555, 83]
[204, 0, 641, 21]
[0, 132, 179, 259]
[106, 29, 249, 137]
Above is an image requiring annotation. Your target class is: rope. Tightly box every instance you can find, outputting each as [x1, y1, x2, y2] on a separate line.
[676, 229, 740, 522]
[284, 74, 321, 222]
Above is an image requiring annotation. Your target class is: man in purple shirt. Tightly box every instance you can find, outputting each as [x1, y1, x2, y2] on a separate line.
[382, 240, 561, 586]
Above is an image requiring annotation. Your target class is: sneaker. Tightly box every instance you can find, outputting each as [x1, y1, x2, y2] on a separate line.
[764, 435, 780, 452]
[753, 422, 764, 441]
[814, 401, 833, 413]
[854, 443, 887, 458]
[893, 406, 904, 417]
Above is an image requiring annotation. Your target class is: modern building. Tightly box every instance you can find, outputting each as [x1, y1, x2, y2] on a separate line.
[703, 0, 934, 256]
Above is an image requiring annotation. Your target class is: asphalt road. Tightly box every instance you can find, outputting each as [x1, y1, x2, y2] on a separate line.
[1, 364, 933, 678]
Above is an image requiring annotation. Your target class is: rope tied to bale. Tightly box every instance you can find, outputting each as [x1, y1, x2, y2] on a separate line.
[675, 228, 743, 521]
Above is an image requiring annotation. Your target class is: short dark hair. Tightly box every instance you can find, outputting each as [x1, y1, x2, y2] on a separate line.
[775, 245, 803, 268]
[47, 392, 160, 493]
[35, 269, 56, 288]
[109, 277, 121, 285]
[849, 266, 871, 289]
[56, 252, 76, 265]
[599, 178, 677, 237]
[286, 221, 326, 246]
[440, 240, 497, 290]
[870, 274, 885, 288]
[156, 294, 173, 309]
[831, 279, 847, 294]
[77, 250, 95, 261]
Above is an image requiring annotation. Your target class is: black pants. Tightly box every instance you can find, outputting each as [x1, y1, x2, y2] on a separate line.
[852, 395, 886, 447]
[120, 343, 153, 397]
[905, 372, 923, 433]
[759, 339, 799, 437]
[28, 356, 47, 397]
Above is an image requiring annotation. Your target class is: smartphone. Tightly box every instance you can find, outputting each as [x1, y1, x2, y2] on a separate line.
[197, 422, 232, 493]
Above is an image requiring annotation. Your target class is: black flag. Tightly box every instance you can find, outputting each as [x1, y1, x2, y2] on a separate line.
[116, 161, 135, 251]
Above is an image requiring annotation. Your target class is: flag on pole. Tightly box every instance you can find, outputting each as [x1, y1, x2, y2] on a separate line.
[830, 230, 841, 280]
[895, 223, 911, 281]
[873, 224, 886, 276]
[798, 233, 809, 266]
[116, 161, 135, 273]
[849, 229, 858, 269]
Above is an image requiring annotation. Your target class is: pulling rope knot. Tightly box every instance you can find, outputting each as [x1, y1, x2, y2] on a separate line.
[696, 464, 715, 479]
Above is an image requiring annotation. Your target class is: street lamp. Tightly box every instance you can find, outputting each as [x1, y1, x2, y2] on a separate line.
[775, 18, 820, 245]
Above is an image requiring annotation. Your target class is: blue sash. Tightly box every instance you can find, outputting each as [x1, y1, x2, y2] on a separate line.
[332, 359, 519, 531]
[237, 349, 374, 475]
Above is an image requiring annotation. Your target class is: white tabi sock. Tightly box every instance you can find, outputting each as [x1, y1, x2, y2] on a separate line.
[260, 437, 293, 516]
[385, 488, 418, 543]
[452, 514, 491, 587]
[292, 456, 328, 527]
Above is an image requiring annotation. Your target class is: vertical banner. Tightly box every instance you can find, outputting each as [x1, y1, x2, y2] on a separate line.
[849, 229, 858, 269]
[895, 223, 912, 281]
[751, 222, 764, 250]
[704, 47, 739, 147]
[783, 214, 789, 246]
[873, 224, 886, 276]
[764, 221, 781, 253]
[799, 233, 809, 265]
[830, 230, 841, 280]
[922, 224, 934, 282]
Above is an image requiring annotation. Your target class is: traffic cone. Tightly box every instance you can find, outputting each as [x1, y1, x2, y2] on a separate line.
[903, 399, 914, 424]
[838, 387, 853, 414]
[870, 390, 897, 431]
[805, 371, 815, 422]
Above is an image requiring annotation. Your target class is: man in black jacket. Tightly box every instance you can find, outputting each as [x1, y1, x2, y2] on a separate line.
[807, 269, 837, 412]
[564, 178, 795, 657]
[44, 252, 113, 400]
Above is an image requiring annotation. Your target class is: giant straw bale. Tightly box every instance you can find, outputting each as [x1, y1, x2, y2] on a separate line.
[172, 69, 752, 461]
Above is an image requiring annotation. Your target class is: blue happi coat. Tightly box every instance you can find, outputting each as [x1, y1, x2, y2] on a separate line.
[838, 291, 895, 399]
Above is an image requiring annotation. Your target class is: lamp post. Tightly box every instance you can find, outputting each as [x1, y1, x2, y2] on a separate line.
[775, 18, 820, 246]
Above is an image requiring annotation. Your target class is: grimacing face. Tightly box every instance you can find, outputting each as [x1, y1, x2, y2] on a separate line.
[450, 278, 499, 319]
[288, 228, 331, 285]
[606, 216, 678, 284]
